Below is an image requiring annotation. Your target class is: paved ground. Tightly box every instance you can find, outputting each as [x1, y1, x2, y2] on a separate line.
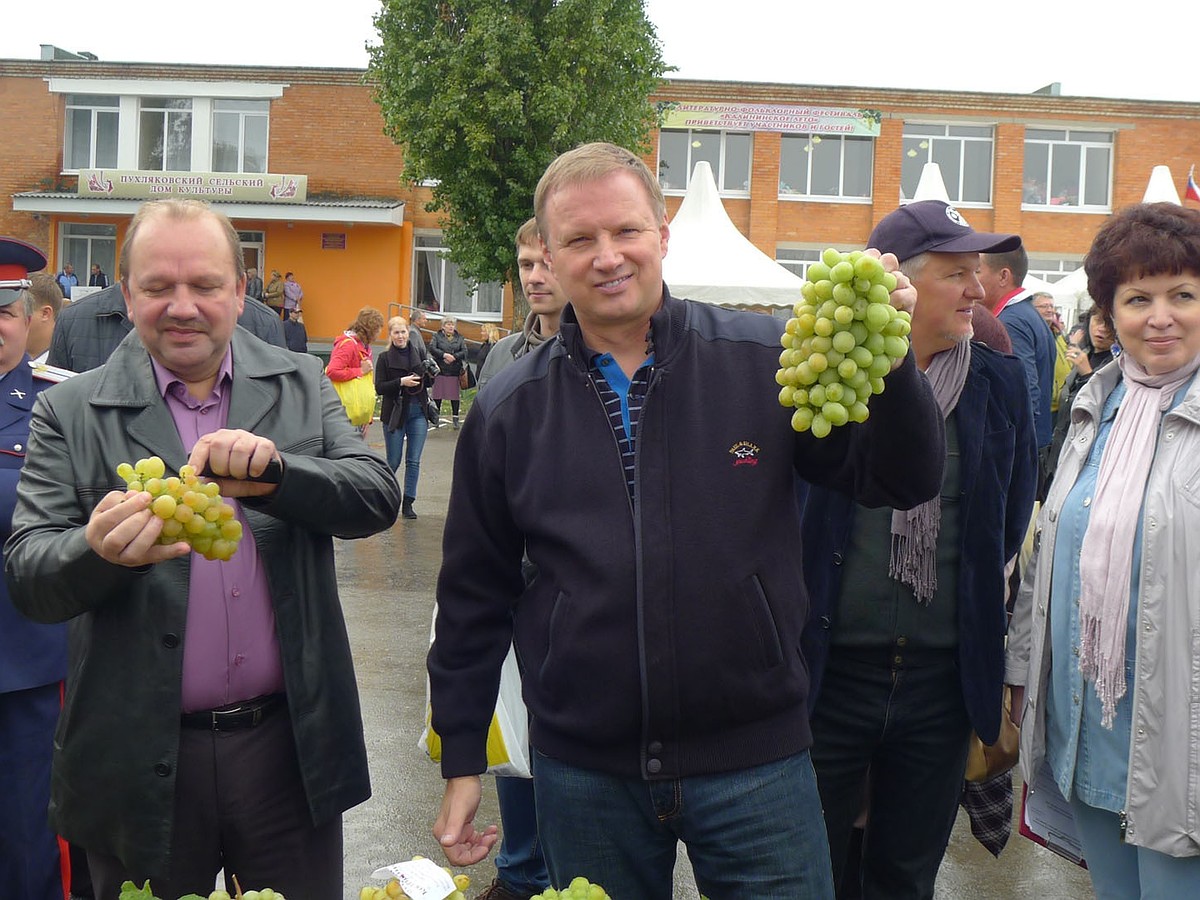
[335, 422, 1093, 899]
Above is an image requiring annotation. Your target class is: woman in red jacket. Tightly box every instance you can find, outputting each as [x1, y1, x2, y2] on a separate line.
[326, 306, 385, 436]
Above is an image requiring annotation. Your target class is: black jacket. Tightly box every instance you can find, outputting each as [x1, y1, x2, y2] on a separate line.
[801, 343, 1038, 743]
[374, 342, 432, 430]
[429, 288, 946, 781]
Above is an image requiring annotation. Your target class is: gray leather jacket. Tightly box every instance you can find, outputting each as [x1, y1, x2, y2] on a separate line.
[4, 327, 400, 875]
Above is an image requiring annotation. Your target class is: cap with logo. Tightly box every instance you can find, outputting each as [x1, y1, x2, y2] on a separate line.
[868, 200, 1022, 264]
[0, 236, 48, 308]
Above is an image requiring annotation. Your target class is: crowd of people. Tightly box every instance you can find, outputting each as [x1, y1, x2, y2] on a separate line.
[3, 142, 1200, 900]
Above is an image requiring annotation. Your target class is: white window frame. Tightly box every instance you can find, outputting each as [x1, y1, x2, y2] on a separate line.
[63, 94, 120, 172]
[212, 99, 270, 174]
[900, 123, 995, 206]
[51, 79, 285, 175]
[778, 134, 873, 202]
[59, 222, 117, 288]
[1023, 128, 1113, 212]
[138, 96, 194, 172]
[657, 128, 751, 196]
[1027, 256, 1085, 284]
[775, 246, 828, 280]
[412, 233, 502, 321]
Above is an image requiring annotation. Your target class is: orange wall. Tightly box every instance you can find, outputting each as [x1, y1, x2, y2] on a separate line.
[253, 220, 411, 341]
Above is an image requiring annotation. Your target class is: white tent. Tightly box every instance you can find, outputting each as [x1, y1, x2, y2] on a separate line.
[911, 162, 952, 203]
[1142, 165, 1182, 204]
[662, 161, 803, 308]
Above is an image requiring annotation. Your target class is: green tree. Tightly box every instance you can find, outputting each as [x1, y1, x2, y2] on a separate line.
[367, 0, 668, 292]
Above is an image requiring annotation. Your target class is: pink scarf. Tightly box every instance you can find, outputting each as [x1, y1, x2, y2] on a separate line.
[1078, 351, 1200, 727]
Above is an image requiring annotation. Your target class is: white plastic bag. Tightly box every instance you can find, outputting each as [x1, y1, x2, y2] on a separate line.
[418, 604, 531, 779]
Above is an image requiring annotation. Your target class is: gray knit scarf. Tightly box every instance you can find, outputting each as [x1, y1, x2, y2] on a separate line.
[889, 339, 971, 604]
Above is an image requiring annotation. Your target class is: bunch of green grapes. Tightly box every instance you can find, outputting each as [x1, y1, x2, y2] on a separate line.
[115, 456, 243, 562]
[777, 247, 912, 437]
[531, 877, 612, 900]
[356, 869, 470, 900]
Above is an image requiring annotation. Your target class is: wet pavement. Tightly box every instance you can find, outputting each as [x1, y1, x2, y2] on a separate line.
[336, 423, 1093, 899]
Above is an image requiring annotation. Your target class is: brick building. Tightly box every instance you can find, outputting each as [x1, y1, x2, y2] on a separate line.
[3, 47, 1198, 340]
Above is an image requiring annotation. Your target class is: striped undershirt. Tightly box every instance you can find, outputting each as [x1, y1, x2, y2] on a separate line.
[587, 352, 655, 504]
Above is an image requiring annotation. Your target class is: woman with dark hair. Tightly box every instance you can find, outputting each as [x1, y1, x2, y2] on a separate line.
[1046, 305, 1117, 475]
[1010, 202, 1200, 895]
[375, 316, 434, 519]
[429, 316, 468, 429]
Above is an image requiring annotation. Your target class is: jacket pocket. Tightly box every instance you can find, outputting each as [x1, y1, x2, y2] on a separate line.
[739, 573, 785, 670]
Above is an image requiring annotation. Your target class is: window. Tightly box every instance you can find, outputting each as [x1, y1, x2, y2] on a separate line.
[779, 134, 872, 199]
[901, 124, 994, 204]
[213, 100, 269, 173]
[1027, 256, 1084, 284]
[776, 247, 824, 280]
[1023, 129, 1112, 210]
[139, 97, 193, 171]
[412, 235, 502, 319]
[64, 94, 119, 170]
[657, 129, 751, 194]
[60, 223, 117, 284]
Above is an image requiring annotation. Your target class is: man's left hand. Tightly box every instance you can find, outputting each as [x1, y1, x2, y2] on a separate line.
[187, 429, 280, 498]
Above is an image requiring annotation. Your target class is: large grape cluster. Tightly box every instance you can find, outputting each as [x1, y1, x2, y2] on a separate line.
[531, 877, 612, 900]
[116, 456, 243, 562]
[777, 247, 912, 437]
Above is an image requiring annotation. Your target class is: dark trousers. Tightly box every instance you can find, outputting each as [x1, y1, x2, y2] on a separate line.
[87, 711, 341, 900]
[810, 649, 971, 900]
[0, 683, 66, 900]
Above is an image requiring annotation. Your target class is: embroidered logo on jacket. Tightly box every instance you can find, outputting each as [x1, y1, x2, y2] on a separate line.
[730, 441, 760, 467]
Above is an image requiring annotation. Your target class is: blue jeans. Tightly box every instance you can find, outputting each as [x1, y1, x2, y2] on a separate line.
[383, 402, 428, 497]
[532, 749, 834, 900]
[1071, 797, 1200, 899]
[809, 649, 971, 900]
[494, 776, 549, 894]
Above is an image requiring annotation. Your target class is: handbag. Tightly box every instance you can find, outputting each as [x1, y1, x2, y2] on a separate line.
[458, 369, 470, 390]
[331, 374, 376, 426]
[419, 604, 531, 779]
[965, 686, 1020, 782]
[425, 399, 440, 425]
[327, 337, 376, 426]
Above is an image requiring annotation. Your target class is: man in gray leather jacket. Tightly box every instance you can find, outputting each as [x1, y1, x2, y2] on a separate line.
[4, 198, 399, 900]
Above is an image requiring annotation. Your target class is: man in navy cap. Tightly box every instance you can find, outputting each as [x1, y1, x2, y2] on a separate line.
[0, 236, 72, 900]
[801, 200, 1038, 896]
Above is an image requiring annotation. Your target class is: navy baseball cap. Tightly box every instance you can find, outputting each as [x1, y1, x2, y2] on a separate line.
[868, 200, 1021, 263]
[0, 236, 47, 308]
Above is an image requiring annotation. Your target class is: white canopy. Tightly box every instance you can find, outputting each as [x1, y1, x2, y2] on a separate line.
[1142, 165, 1182, 204]
[662, 161, 803, 308]
[911, 162, 952, 203]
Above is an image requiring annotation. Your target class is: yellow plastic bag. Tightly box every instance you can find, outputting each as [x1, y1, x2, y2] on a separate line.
[419, 605, 531, 779]
[330, 373, 376, 426]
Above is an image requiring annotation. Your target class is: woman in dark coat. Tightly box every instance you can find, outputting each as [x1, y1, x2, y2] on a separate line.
[375, 315, 434, 519]
[430, 315, 468, 429]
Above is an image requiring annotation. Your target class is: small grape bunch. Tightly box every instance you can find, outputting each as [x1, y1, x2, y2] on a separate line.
[115, 455, 243, 562]
[357, 870, 470, 900]
[531, 877, 612, 900]
[776, 247, 912, 437]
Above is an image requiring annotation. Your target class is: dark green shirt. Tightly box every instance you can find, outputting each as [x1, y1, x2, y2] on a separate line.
[830, 410, 962, 652]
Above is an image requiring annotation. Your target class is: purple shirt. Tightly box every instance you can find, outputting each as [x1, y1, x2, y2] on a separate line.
[150, 348, 285, 712]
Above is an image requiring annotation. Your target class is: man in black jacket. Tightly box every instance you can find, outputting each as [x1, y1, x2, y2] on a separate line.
[47, 279, 285, 372]
[429, 142, 947, 899]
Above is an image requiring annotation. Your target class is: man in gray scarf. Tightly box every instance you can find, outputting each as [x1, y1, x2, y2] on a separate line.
[476, 217, 568, 392]
[801, 200, 1039, 896]
[469, 216, 565, 900]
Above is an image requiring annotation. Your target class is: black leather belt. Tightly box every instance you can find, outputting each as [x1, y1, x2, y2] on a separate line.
[180, 694, 286, 732]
